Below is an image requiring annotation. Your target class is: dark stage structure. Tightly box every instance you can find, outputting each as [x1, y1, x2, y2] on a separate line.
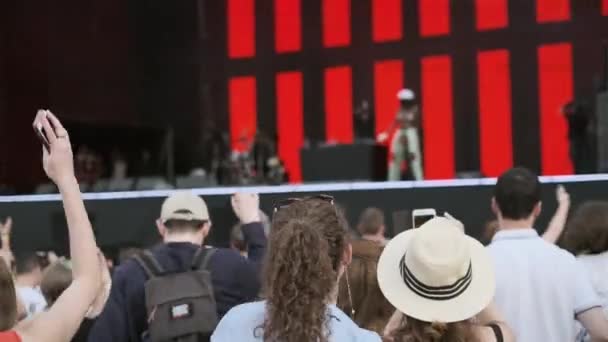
[1, 177, 607, 255]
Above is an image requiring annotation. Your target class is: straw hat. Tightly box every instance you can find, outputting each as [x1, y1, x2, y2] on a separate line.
[377, 217, 495, 323]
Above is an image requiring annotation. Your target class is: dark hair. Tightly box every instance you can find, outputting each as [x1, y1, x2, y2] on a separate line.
[118, 247, 142, 264]
[40, 262, 73, 306]
[0, 258, 17, 330]
[14, 251, 41, 275]
[164, 219, 207, 233]
[392, 315, 477, 342]
[400, 99, 417, 110]
[482, 220, 500, 245]
[357, 207, 385, 236]
[494, 167, 541, 220]
[337, 240, 394, 335]
[563, 201, 608, 255]
[262, 198, 349, 342]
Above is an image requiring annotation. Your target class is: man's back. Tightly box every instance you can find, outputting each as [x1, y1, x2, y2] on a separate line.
[488, 229, 601, 342]
[88, 222, 266, 342]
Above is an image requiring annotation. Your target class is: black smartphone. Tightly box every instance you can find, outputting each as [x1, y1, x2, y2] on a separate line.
[34, 123, 50, 152]
[411, 208, 437, 228]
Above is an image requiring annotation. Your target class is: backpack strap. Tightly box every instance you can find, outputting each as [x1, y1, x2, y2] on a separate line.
[191, 247, 216, 271]
[134, 250, 165, 278]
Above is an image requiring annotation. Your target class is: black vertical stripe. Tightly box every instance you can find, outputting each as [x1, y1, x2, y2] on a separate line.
[205, 0, 229, 133]
[451, 0, 480, 174]
[302, 0, 324, 142]
[352, 0, 374, 139]
[403, 0, 421, 94]
[572, 0, 605, 101]
[256, 0, 276, 139]
[509, 0, 541, 173]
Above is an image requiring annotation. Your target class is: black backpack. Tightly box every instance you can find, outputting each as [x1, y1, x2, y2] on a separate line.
[134, 247, 218, 342]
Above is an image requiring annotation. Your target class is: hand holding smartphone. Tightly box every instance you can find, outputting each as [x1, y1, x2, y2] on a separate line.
[34, 111, 51, 152]
[32, 109, 75, 185]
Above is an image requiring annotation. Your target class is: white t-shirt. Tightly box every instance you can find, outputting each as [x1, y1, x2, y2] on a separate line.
[578, 251, 608, 305]
[488, 229, 601, 342]
[576, 251, 608, 341]
[211, 301, 381, 342]
[16, 286, 47, 317]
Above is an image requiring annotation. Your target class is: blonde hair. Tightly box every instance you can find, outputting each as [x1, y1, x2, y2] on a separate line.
[40, 261, 73, 306]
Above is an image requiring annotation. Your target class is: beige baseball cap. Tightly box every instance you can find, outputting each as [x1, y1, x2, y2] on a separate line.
[160, 191, 209, 223]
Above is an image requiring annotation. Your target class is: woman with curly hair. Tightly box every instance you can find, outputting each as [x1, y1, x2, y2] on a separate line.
[212, 196, 380, 341]
[379, 217, 514, 342]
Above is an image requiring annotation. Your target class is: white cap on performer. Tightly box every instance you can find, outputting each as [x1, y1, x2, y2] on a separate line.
[397, 89, 416, 101]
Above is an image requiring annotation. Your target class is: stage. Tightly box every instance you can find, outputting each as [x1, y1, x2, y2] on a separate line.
[2, 174, 608, 254]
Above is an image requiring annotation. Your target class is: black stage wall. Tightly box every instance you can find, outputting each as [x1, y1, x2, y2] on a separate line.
[1, 179, 607, 255]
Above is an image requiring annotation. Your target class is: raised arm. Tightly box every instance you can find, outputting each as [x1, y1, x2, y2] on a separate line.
[231, 193, 267, 263]
[0, 217, 14, 268]
[542, 185, 570, 244]
[577, 308, 608, 342]
[16, 110, 102, 342]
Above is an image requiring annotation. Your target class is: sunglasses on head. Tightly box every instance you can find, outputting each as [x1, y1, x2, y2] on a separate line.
[273, 194, 335, 212]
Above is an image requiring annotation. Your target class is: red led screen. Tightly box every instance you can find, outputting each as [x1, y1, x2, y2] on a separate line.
[276, 71, 304, 182]
[538, 43, 574, 175]
[229, 77, 257, 152]
[372, 0, 403, 42]
[325, 66, 354, 143]
[475, 0, 508, 30]
[227, 0, 255, 58]
[322, 0, 351, 47]
[478, 50, 513, 177]
[421, 55, 455, 179]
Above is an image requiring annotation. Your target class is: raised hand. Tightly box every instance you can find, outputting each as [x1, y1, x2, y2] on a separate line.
[33, 110, 75, 186]
[0, 217, 12, 237]
[0, 217, 14, 267]
[556, 185, 570, 206]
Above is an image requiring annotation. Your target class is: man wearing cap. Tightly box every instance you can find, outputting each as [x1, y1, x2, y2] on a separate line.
[376, 89, 423, 181]
[88, 192, 267, 342]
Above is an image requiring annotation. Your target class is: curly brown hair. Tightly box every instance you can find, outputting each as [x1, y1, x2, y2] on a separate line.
[562, 201, 608, 255]
[261, 198, 348, 342]
[391, 315, 478, 342]
[0, 257, 17, 331]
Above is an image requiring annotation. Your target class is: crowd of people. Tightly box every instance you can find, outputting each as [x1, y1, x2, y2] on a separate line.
[0, 110, 608, 342]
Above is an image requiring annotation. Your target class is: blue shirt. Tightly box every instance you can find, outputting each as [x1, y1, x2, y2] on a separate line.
[211, 301, 381, 342]
[88, 222, 267, 342]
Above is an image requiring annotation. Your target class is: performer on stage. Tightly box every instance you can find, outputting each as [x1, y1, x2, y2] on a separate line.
[377, 89, 424, 181]
[563, 100, 595, 174]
